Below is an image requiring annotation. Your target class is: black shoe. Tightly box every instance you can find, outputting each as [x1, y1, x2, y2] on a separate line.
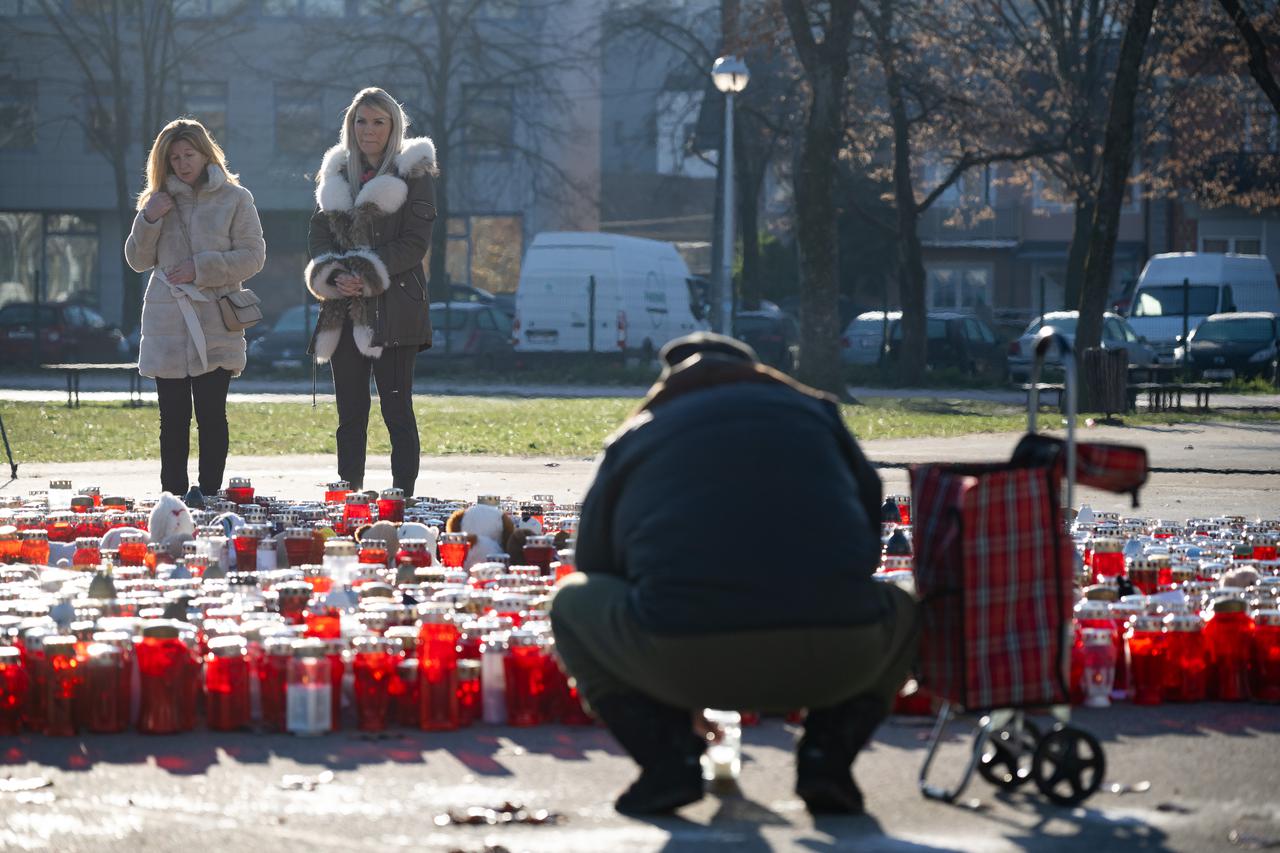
[795, 694, 887, 815]
[592, 693, 705, 815]
[181, 486, 205, 509]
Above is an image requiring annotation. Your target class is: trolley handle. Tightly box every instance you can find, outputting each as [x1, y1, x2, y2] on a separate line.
[1028, 328, 1076, 514]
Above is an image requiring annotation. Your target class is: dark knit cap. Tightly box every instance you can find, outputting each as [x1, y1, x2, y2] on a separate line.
[658, 332, 758, 373]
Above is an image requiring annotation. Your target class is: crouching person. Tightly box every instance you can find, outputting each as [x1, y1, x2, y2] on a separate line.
[549, 332, 918, 816]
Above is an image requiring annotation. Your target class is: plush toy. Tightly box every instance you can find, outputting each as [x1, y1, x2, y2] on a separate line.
[354, 520, 402, 566]
[148, 492, 196, 554]
[1221, 566, 1260, 589]
[445, 503, 515, 569]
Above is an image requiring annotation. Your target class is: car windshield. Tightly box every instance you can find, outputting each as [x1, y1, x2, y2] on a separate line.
[1028, 316, 1078, 336]
[889, 319, 948, 340]
[1131, 285, 1219, 317]
[0, 304, 58, 326]
[1194, 318, 1274, 343]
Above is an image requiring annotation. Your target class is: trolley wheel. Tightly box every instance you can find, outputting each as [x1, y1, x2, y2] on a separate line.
[978, 720, 1041, 789]
[1031, 725, 1105, 806]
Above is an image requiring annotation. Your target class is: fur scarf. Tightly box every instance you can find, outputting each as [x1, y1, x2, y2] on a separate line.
[305, 137, 437, 361]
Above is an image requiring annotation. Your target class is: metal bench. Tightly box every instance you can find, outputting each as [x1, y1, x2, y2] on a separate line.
[41, 362, 145, 408]
[1127, 381, 1217, 412]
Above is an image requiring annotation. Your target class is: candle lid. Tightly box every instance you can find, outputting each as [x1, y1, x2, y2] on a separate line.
[457, 658, 481, 678]
[524, 535, 555, 548]
[208, 635, 247, 657]
[1081, 627, 1113, 646]
[380, 488, 404, 500]
[1254, 609, 1280, 627]
[1130, 615, 1164, 633]
[1212, 596, 1248, 614]
[43, 634, 77, 655]
[140, 619, 183, 639]
[291, 637, 329, 657]
[344, 493, 371, 505]
[229, 477, 252, 488]
[1090, 537, 1123, 554]
[324, 539, 358, 557]
[0, 646, 20, 663]
[508, 628, 541, 647]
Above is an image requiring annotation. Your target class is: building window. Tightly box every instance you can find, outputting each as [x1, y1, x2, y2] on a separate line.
[263, 0, 345, 15]
[927, 263, 993, 311]
[0, 80, 37, 150]
[0, 212, 99, 311]
[1031, 171, 1073, 214]
[275, 83, 327, 157]
[1202, 236, 1262, 255]
[463, 85, 513, 159]
[444, 214, 522, 292]
[181, 82, 229, 143]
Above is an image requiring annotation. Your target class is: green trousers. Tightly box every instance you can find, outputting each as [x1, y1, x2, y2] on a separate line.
[548, 573, 919, 714]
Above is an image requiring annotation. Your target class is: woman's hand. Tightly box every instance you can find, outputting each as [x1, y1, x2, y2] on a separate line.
[142, 192, 173, 224]
[335, 272, 365, 298]
[165, 259, 196, 284]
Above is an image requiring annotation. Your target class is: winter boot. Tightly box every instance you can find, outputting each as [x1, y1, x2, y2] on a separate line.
[795, 694, 888, 815]
[592, 692, 706, 815]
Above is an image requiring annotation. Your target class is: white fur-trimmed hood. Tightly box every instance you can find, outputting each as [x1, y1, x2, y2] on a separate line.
[316, 136, 437, 214]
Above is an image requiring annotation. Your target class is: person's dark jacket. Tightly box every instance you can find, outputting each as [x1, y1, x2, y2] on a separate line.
[574, 356, 886, 636]
[305, 137, 437, 361]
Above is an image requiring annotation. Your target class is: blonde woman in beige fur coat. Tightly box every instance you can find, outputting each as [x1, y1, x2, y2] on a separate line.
[125, 119, 265, 506]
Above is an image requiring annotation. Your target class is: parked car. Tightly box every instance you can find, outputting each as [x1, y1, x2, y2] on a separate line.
[247, 304, 318, 371]
[422, 301, 515, 365]
[1008, 310, 1157, 382]
[1178, 312, 1279, 383]
[884, 312, 1007, 378]
[0, 301, 128, 364]
[1125, 253, 1279, 363]
[840, 310, 898, 366]
[435, 283, 514, 317]
[733, 303, 799, 373]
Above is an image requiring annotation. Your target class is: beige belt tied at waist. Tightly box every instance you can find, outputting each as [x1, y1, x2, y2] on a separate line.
[152, 268, 210, 374]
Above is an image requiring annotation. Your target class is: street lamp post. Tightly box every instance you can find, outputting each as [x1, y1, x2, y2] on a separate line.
[711, 55, 749, 336]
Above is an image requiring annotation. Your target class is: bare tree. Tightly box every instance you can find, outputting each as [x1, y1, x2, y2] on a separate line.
[1075, 0, 1158, 370]
[1218, 0, 1280, 118]
[19, 0, 250, 327]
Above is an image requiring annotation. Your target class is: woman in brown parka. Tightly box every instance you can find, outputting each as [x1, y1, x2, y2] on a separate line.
[306, 87, 437, 494]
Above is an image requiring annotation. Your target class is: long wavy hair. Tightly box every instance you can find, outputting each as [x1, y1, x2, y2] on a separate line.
[337, 87, 407, 200]
[136, 118, 237, 210]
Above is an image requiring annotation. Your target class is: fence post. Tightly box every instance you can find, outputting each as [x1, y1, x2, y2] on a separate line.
[588, 275, 596, 354]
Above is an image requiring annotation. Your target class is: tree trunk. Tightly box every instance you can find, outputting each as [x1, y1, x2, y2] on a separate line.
[737, 116, 764, 311]
[793, 68, 845, 396]
[877, 0, 927, 384]
[1063, 196, 1094, 311]
[1077, 0, 1157, 382]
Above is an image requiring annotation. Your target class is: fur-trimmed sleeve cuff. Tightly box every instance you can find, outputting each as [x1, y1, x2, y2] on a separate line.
[342, 249, 392, 296]
[305, 253, 346, 300]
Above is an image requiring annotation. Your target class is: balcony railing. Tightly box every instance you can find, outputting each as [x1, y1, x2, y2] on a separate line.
[917, 205, 1022, 244]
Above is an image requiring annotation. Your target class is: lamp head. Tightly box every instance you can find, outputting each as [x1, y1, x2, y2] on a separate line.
[711, 55, 750, 94]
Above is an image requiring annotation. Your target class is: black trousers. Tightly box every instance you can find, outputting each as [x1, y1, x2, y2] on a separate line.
[155, 367, 232, 496]
[330, 321, 419, 493]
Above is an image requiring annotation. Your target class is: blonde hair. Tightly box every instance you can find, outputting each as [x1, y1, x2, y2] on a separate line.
[137, 118, 237, 210]
[338, 87, 407, 200]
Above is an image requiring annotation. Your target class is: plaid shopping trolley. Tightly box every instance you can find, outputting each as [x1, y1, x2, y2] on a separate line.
[911, 329, 1148, 806]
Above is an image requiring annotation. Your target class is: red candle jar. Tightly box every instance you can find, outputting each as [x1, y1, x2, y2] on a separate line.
[438, 532, 470, 569]
[83, 641, 128, 733]
[257, 636, 293, 732]
[205, 635, 250, 731]
[1251, 610, 1280, 703]
[0, 646, 29, 735]
[553, 548, 577, 582]
[418, 607, 460, 731]
[19, 530, 50, 566]
[224, 477, 254, 505]
[1125, 615, 1167, 705]
[117, 531, 147, 567]
[522, 535, 557, 575]
[18, 627, 50, 732]
[1090, 538, 1125, 583]
[304, 599, 342, 640]
[45, 513, 77, 543]
[1232, 543, 1253, 563]
[890, 494, 911, 526]
[358, 538, 389, 567]
[542, 650, 592, 725]
[1162, 613, 1208, 702]
[1252, 533, 1278, 563]
[92, 630, 134, 731]
[233, 524, 266, 572]
[353, 635, 395, 732]
[457, 621, 486, 660]
[102, 495, 130, 512]
[282, 528, 315, 568]
[492, 593, 530, 628]
[324, 481, 351, 505]
[43, 635, 81, 736]
[145, 542, 172, 575]
[342, 493, 373, 533]
[503, 629, 546, 726]
[457, 659, 481, 726]
[1204, 596, 1255, 702]
[377, 488, 405, 524]
[1127, 556, 1160, 594]
[79, 485, 101, 508]
[0, 527, 20, 563]
[70, 495, 95, 514]
[136, 621, 198, 734]
[395, 538, 433, 569]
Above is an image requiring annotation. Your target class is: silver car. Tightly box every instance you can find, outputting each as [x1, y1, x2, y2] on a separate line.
[1008, 311, 1156, 382]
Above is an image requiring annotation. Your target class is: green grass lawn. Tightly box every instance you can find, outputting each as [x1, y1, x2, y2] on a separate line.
[3, 397, 1278, 463]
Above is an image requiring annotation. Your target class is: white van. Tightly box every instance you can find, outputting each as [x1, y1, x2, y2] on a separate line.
[512, 232, 708, 356]
[1126, 252, 1279, 362]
